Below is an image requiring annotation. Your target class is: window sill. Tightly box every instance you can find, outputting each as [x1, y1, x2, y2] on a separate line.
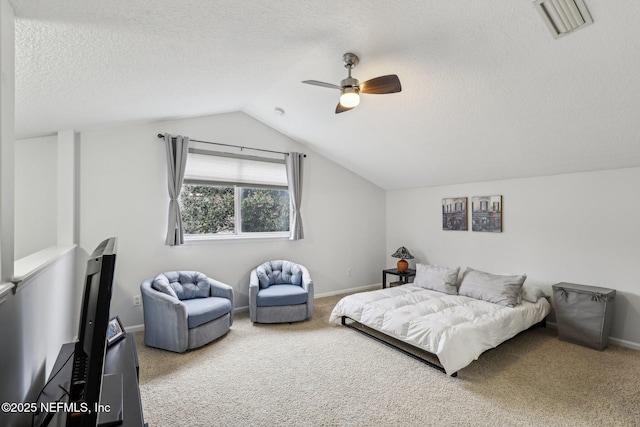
[184, 233, 291, 244]
[12, 245, 77, 293]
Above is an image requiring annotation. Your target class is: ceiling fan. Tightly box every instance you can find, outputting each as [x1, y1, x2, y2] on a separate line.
[302, 53, 402, 114]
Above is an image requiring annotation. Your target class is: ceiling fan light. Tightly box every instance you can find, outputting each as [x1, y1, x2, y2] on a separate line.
[339, 87, 360, 108]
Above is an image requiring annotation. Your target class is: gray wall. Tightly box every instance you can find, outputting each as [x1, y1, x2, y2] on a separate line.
[0, 251, 76, 427]
[14, 135, 58, 259]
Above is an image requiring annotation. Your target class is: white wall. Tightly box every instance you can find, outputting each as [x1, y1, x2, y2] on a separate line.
[79, 112, 386, 328]
[14, 135, 58, 259]
[386, 167, 640, 347]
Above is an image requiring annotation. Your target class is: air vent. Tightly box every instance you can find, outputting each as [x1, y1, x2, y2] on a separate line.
[534, 0, 593, 38]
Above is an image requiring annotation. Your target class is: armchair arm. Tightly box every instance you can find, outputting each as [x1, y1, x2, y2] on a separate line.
[299, 265, 314, 319]
[299, 265, 313, 288]
[207, 277, 235, 325]
[140, 279, 189, 353]
[249, 269, 260, 322]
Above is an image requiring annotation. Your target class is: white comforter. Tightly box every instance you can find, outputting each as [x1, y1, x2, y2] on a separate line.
[329, 285, 551, 375]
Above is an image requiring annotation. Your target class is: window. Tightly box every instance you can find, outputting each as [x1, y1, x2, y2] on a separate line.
[178, 149, 290, 238]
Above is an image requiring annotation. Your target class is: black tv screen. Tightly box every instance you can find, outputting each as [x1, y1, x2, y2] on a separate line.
[67, 237, 118, 427]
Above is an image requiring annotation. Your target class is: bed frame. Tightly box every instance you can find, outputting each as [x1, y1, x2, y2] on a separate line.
[341, 315, 548, 377]
[340, 316, 456, 376]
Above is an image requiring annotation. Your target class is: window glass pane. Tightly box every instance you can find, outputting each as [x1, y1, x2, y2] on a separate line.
[240, 187, 290, 233]
[179, 184, 235, 234]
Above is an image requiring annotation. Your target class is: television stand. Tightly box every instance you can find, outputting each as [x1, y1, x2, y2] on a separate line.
[97, 373, 123, 426]
[38, 333, 145, 427]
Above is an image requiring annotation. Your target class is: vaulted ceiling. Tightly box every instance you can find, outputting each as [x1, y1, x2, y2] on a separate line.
[10, 0, 640, 190]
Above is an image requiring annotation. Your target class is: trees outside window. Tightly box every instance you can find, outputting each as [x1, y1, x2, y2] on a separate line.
[179, 185, 235, 234]
[240, 188, 290, 233]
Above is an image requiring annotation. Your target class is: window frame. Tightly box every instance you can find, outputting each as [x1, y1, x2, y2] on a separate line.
[179, 147, 291, 242]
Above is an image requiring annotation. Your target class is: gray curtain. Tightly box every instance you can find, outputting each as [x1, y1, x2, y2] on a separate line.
[286, 152, 304, 240]
[164, 134, 190, 246]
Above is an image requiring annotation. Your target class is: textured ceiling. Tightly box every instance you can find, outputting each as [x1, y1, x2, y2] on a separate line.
[10, 0, 640, 190]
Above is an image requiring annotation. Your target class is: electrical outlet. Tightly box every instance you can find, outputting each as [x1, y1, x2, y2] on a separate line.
[346, 268, 352, 277]
[133, 295, 142, 307]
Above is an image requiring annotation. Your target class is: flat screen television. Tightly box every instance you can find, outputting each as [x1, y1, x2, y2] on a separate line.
[66, 237, 118, 427]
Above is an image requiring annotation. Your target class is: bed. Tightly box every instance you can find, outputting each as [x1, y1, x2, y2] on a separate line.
[329, 265, 551, 376]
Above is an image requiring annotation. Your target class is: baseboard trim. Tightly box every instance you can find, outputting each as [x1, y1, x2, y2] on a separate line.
[546, 321, 558, 329]
[126, 324, 145, 333]
[315, 283, 381, 298]
[607, 336, 640, 350]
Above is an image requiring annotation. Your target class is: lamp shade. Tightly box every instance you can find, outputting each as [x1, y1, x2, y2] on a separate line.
[391, 246, 414, 260]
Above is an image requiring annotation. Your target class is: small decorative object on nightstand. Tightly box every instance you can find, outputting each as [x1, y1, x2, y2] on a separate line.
[391, 246, 414, 272]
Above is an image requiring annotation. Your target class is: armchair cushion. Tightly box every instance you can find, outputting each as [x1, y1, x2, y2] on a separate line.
[256, 260, 302, 289]
[152, 271, 211, 300]
[256, 284, 308, 307]
[183, 297, 232, 329]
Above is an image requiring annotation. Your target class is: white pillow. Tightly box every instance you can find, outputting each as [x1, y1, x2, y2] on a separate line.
[458, 267, 526, 307]
[413, 264, 460, 295]
[521, 285, 546, 303]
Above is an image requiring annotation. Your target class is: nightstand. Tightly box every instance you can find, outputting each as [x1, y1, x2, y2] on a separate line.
[382, 268, 416, 289]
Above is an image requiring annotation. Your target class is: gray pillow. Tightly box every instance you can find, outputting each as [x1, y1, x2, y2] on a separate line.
[413, 264, 460, 295]
[458, 267, 526, 307]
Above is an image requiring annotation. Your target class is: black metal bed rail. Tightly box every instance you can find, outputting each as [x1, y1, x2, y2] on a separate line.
[340, 316, 457, 377]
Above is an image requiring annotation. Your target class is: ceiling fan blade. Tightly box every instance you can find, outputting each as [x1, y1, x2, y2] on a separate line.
[302, 80, 342, 90]
[360, 74, 402, 94]
[335, 103, 354, 114]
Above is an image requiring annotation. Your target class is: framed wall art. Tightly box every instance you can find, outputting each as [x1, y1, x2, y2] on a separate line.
[442, 197, 468, 231]
[106, 315, 126, 347]
[471, 195, 502, 232]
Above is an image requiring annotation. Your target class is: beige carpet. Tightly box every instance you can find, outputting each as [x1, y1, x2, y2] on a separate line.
[136, 294, 640, 427]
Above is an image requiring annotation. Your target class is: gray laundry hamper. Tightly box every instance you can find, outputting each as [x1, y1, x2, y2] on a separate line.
[552, 282, 615, 350]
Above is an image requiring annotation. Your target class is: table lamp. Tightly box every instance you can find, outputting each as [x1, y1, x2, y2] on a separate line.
[391, 246, 414, 272]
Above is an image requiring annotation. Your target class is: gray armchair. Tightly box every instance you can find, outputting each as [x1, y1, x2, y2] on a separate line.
[249, 260, 313, 323]
[141, 271, 234, 353]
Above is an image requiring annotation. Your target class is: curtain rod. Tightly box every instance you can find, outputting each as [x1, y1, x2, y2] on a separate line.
[157, 134, 305, 157]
